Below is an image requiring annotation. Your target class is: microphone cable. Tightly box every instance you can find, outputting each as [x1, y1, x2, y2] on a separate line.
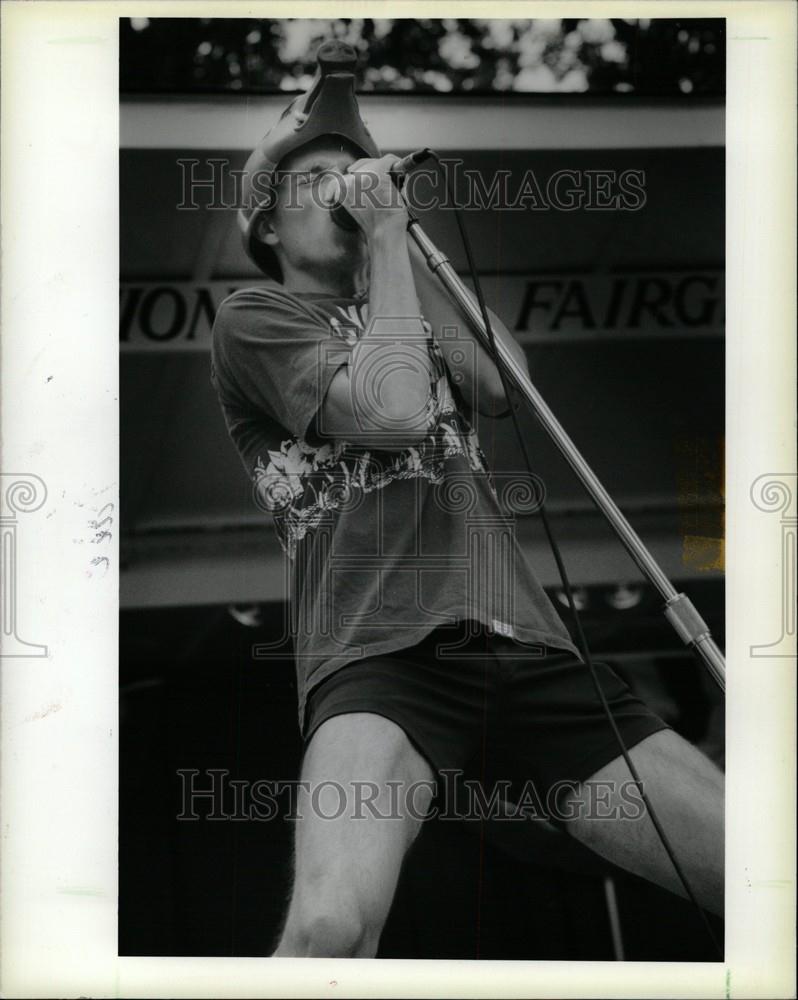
[421, 149, 723, 960]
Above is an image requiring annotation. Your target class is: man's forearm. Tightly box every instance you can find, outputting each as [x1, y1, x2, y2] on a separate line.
[351, 217, 436, 424]
[367, 218, 427, 330]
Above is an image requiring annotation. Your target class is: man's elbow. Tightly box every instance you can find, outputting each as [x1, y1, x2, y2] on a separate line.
[333, 390, 436, 449]
[376, 392, 437, 445]
[473, 347, 528, 416]
[470, 371, 512, 417]
[338, 424, 432, 450]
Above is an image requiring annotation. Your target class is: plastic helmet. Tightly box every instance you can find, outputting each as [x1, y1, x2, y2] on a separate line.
[238, 39, 380, 277]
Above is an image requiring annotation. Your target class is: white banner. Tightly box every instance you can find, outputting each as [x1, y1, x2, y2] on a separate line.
[119, 270, 724, 351]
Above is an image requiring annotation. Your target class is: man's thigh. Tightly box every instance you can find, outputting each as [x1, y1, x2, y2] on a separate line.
[562, 729, 724, 915]
[289, 711, 437, 928]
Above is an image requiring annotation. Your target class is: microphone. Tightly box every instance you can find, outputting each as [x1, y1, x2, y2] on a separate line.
[390, 147, 435, 178]
[329, 148, 433, 232]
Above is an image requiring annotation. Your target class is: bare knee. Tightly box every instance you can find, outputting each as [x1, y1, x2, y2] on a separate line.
[273, 713, 435, 958]
[275, 897, 381, 958]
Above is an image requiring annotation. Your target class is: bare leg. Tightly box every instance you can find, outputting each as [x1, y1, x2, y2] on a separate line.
[273, 712, 436, 957]
[561, 729, 724, 916]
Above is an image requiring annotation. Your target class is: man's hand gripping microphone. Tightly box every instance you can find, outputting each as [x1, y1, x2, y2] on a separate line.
[328, 148, 433, 232]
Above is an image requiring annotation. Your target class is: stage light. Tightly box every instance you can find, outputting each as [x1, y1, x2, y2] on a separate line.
[227, 604, 263, 627]
[606, 584, 643, 610]
[555, 587, 589, 611]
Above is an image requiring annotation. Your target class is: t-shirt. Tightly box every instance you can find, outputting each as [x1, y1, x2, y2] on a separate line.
[210, 283, 580, 731]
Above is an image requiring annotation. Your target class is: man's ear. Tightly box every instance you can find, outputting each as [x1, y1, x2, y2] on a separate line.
[254, 214, 279, 247]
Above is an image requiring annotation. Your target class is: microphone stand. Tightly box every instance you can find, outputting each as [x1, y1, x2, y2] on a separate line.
[407, 214, 726, 693]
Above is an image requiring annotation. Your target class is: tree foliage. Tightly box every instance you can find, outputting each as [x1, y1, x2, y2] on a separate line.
[121, 18, 724, 96]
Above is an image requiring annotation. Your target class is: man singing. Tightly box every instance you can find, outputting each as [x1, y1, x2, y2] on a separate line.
[210, 40, 723, 958]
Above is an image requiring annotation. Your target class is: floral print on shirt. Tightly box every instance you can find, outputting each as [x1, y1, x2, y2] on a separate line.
[252, 302, 491, 559]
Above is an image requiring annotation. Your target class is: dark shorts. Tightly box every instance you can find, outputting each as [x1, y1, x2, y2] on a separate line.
[304, 620, 669, 805]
